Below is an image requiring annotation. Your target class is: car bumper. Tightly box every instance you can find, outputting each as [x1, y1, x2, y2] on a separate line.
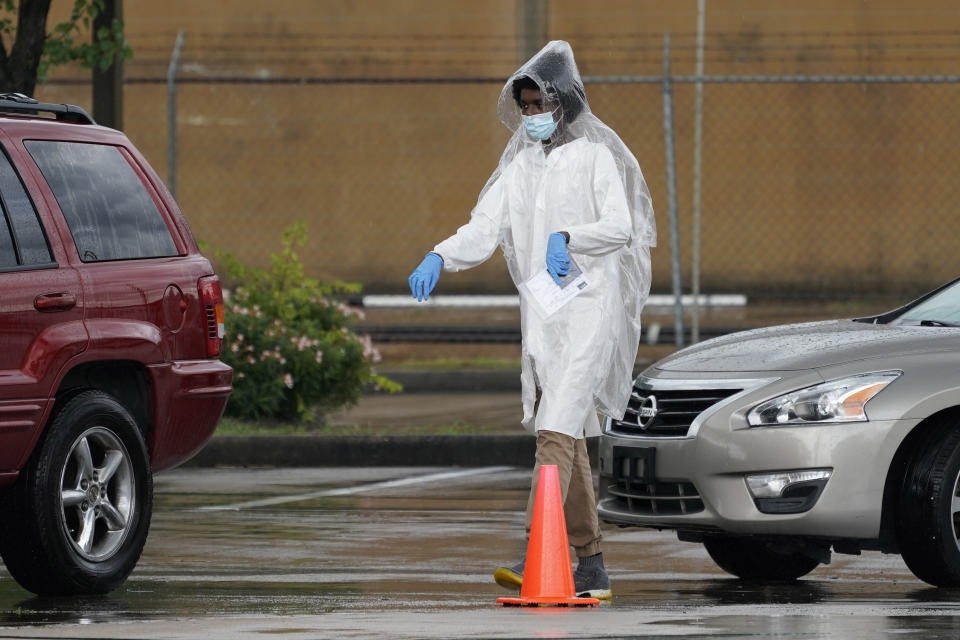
[147, 359, 233, 471]
[598, 415, 918, 540]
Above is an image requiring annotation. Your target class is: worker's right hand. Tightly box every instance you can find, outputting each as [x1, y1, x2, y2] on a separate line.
[408, 253, 443, 302]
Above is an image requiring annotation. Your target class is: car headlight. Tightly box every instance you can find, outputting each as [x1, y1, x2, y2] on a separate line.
[747, 372, 901, 426]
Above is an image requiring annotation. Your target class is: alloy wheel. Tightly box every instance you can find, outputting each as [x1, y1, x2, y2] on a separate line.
[58, 426, 135, 561]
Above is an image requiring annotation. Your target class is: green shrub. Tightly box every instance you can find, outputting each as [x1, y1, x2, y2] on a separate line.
[215, 222, 399, 421]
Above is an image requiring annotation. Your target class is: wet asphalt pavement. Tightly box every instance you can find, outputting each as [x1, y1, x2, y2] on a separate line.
[0, 466, 959, 639]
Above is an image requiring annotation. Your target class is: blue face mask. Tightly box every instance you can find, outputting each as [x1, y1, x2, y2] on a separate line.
[522, 111, 559, 141]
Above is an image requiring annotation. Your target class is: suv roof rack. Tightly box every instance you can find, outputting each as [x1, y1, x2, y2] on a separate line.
[0, 93, 95, 125]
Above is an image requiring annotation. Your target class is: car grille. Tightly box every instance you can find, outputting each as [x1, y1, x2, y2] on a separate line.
[606, 446, 704, 514]
[610, 386, 743, 437]
[606, 479, 704, 515]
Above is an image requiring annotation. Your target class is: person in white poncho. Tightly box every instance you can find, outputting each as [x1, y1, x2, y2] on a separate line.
[408, 41, 655, 599]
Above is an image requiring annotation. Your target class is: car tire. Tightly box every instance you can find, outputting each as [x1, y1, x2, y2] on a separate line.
[703, 536, 820, 581]
[0, 390, 153, 595]
[895, 421, 960, 587]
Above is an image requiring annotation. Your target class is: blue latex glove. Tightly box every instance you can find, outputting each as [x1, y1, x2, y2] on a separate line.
[545, 232, 570, 285]
[408, 253, 443, 302]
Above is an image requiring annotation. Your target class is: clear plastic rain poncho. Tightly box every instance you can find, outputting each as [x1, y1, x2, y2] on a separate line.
[434, 40, 656, 438]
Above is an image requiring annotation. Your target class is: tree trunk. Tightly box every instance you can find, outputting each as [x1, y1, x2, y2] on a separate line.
[92, 0, 123, 128]
[0, 0, 53, 95]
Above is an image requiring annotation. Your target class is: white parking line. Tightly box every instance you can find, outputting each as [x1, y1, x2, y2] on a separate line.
[197, 466, 515, 511]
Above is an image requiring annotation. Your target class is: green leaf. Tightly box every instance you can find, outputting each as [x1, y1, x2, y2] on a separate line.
[40, 3, 132, 77]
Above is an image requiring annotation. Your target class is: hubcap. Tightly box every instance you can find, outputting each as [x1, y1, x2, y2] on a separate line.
[59, 427, 135, 561]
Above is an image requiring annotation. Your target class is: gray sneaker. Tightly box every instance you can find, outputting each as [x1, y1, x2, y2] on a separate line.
[493, 559, 524, 591]
[574, 559, 612, 600]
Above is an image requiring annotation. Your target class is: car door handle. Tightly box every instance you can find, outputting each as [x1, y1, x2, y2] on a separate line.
[34, 292, 77, 312]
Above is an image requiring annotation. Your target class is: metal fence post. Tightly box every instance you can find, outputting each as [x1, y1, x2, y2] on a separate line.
[691, 0, 706, 343]
[167, 30, 185, 197]
[662, 33, 684, 348]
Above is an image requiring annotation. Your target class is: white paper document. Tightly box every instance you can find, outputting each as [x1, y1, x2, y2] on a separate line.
[519, 258, 589, 318]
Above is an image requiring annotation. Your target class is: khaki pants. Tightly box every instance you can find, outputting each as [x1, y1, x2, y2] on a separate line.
[525, 430, 603, 558]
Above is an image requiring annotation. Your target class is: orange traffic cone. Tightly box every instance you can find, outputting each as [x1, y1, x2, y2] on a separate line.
[497, 464, 600, 607]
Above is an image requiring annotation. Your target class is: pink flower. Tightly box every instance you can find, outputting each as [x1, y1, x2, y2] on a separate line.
[358, 334, 382, 363]
[337, 302, 365, 319]
[283, 373, 294, 389]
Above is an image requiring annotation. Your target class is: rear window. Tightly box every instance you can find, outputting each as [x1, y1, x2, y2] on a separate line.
[0, 149, 52, 268]
[26, 141, 177, 262]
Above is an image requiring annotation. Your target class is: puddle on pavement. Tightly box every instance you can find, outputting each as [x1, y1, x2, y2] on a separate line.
[1, 467, 959, 636]
[0, 571, 952, 629]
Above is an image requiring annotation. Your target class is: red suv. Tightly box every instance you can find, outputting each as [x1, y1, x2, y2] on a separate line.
[0, 94, 232, 595]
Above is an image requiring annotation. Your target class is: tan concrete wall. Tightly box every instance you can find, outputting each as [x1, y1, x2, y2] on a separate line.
[34, 1, 960, 296]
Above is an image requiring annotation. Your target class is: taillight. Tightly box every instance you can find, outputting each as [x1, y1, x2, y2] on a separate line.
[198, 275, 225, 357]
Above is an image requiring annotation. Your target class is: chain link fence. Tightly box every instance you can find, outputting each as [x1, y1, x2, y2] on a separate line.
[672, 74, 960, 299]
[35, 70, 960, 301]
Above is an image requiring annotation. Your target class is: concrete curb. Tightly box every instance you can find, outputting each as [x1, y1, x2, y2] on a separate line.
[183, 434, 599, 468]
[188, 368, 613, 468]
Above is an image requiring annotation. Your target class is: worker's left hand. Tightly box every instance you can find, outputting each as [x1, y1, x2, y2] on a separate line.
[545, 232, 570, 285]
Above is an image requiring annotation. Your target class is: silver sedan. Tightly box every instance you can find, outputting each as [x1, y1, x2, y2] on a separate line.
[599, 278, 960, 586]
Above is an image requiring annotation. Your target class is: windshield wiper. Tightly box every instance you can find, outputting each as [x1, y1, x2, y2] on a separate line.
[919, 319, 960, 327]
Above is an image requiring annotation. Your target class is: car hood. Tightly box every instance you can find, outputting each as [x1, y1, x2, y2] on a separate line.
[655, 319, 960, 373]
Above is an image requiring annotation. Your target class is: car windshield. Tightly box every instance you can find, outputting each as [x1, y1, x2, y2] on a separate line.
[891, 279, 960, 326]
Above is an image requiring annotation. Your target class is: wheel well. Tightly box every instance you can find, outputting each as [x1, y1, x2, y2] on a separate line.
[879, 406, 960, 553]
[55, 361, 153, 446]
